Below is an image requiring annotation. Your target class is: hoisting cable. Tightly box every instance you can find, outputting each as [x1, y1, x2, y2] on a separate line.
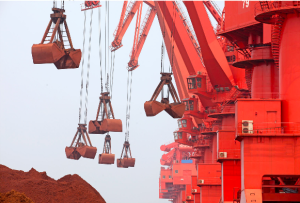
[83, 9, 94, 125]
[98, 7, 103, 94]
[79, 10, 87, 123]
[125, 71, 133, 142]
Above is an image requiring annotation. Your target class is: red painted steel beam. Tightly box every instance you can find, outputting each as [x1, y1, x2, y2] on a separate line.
[184, 1, 234, 89]
[155, 1, 204, 76]
[155, 2, 190, 100]
[144, 1, 155, 8]
[203, 1, 222, 26]
[128, 7, 157, 70]
[111, 1, 142, 50]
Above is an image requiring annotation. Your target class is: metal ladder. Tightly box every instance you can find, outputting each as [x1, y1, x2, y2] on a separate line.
[271, 15, 285, 69]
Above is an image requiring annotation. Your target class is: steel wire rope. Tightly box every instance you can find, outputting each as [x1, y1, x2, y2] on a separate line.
[83, 9, 94, 124]
[125, 71, 133, 142]
[110, 51, 116, 100]
[79, 10, 87, 123]
[104, 1, 108, 92]
[98, 7, 103, 93]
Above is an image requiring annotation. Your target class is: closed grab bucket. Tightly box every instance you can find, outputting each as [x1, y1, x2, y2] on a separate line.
[89, 119, 122, 134]
[99, 153, 115, 164]
[144, 101, 166, 116]
[117, 158, 135, 168]
[65, 147, 81, 160]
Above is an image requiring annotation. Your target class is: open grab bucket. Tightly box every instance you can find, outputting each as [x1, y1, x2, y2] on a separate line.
[145, 73, 184, 118]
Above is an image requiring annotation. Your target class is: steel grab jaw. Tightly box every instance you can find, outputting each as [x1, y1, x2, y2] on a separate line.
[88, 119, 122, 134]
[116, 158, 135, 168]
[32, 43, 65, 64]
[65, 147, 81, 160]
[99, 153, 115, 164]
[54, 49, 82, 69]
[76, 146, 97, 159]
[144, 101, 166, 116]
[164, 102, 185, 118]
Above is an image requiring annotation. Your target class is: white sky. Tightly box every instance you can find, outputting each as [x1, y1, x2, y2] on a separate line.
[0, 1, 223, 202]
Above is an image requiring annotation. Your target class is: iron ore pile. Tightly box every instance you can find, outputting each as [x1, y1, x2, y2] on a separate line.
[0, 165, 106, 203]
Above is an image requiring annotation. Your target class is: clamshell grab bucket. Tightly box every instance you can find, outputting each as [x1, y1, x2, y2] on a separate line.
[32, 43, 65, 64]
[144, 101, 166, 116]
[164, 103, 185, 118]
[32, 8, 81, 69]
[76, 146, 97, 159]
[145, 73, 184, 118]
[117, 141, 135, 168]
[65, 147, 81, 160]
[89, 92, 123, 134]
[88, 119, 122, 134]
[99, 153, 115, 164]
[65, 124, 97, 160]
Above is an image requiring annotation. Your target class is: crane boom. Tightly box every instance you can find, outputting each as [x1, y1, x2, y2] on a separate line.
[128, 7, 157, 70]
[111, 1, 142, 51]
[184, 1, 234, 89]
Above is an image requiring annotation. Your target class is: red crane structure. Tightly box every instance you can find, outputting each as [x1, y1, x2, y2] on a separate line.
[31, 0, 300, 202]
[112, 1, 300, 203]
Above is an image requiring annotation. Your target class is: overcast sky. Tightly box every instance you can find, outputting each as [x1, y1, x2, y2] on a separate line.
[0, 1, 223, 202]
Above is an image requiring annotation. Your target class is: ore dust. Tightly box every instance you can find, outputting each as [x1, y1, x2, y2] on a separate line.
[0, 165, 106, 203]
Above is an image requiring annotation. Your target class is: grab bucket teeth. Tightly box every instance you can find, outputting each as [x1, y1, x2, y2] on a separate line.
[99, 153, 115, 164]
[144, 101, 166, 116]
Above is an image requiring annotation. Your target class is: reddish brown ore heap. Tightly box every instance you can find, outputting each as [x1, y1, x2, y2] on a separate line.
[0, 165, 106, 203]
[0, 190, 34, 203]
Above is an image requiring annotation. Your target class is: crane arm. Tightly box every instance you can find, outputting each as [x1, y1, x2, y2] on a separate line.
[111, 1, 142, 51]
[184, 1, 234, 89]
[156, 1, 205, 76]
[203, 1, 222, 26]
[128, 7, 157, 70]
